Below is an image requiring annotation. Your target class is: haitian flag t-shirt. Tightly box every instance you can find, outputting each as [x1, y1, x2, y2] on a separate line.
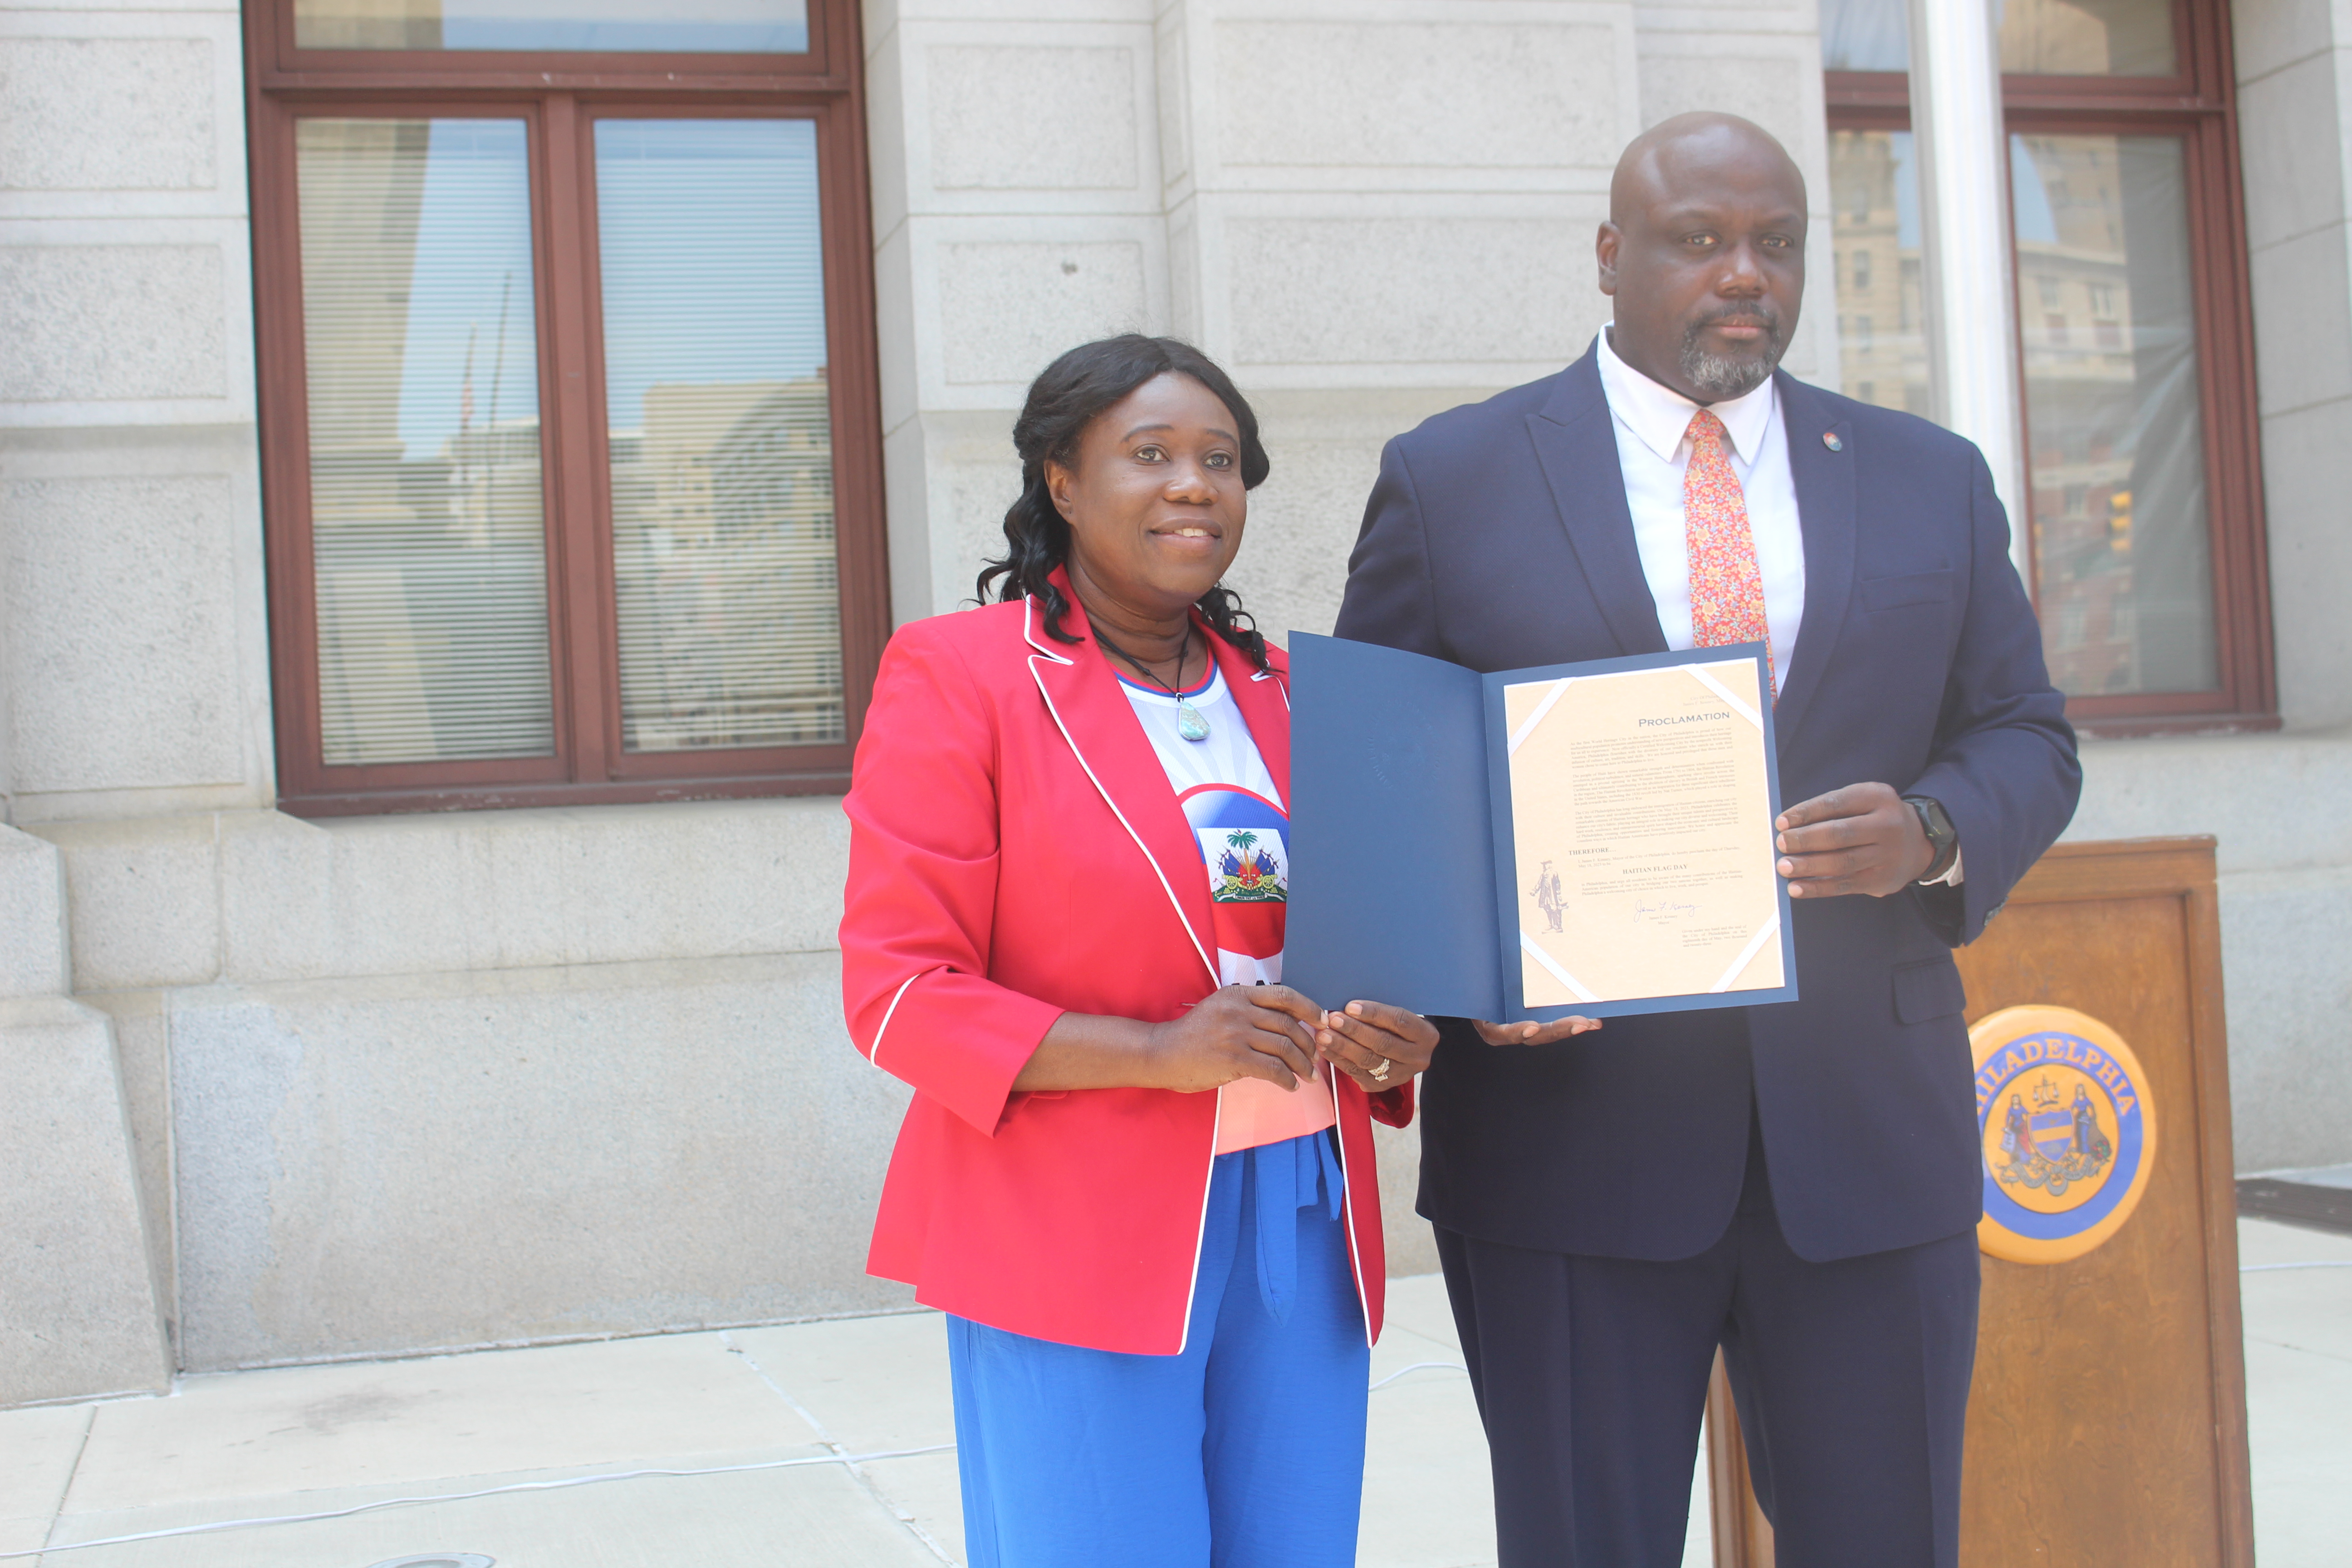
[1119, 660, 1337, 1154]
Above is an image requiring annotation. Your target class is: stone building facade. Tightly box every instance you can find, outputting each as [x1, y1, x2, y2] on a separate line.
[3, 0, 2347, 1405]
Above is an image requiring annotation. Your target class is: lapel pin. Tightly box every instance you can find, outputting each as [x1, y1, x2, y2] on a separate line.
[1822, 431, 1844, 451]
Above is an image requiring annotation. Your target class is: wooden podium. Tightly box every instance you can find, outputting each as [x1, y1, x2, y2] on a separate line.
[1708, 838, 2256, 1567]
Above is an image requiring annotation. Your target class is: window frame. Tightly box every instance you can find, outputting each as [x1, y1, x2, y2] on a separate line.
[245, 0, 889, 816]
[256, 0, 843, 90]
[1825, 0, 2275, 735]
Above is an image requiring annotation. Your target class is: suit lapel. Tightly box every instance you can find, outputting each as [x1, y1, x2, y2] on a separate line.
[1772, 373, 1857, 750]
[1525, 348, 1669, 657]
[1023, 587, 1221, 990]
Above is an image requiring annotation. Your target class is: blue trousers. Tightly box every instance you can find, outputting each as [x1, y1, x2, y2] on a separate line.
[946, 1132, 1370, 1568]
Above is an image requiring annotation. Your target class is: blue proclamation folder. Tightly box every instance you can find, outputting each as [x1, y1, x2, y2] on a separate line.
[1284, 632, 1798, 1023]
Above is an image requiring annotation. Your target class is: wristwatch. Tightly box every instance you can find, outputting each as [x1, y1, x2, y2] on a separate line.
[1903, 795, 1960, 884]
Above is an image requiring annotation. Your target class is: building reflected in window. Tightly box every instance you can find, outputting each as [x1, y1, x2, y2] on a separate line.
[596, 118, 844, 755]
[1828, 128, 1931, 418]
[1826, 122, 2221, 699]
[296, 118, 556, 766]
[610, 376, 842, 752]
[2012, 132, 2216, 697]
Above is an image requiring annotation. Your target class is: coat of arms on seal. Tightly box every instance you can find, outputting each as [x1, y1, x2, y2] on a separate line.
[1213, 829, 1285, 903]
[1969, 1005, 2158, 1266]
[1992, 1076, 2114, 1198]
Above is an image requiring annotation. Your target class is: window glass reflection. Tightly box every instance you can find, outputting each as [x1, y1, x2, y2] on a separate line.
[1828, 128, 1932, 416]
[2013, 132, 2216, 695]
[594, 118, 843, 753]
[296, 118, 555, 764]
[1819, 0, 2176, 75]
[1821, 0, 1911, 73]
[1999, 0, 2176, 75]
[294, 0, 809, 53]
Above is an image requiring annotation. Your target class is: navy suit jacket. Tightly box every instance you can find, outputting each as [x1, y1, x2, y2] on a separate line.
[1333, 346, 2081, 1264]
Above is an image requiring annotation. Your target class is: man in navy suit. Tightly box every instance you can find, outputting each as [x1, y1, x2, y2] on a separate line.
[1334, 113, 2079, 1566]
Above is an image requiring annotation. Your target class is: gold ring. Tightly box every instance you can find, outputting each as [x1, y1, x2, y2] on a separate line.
[1370, 1058, 1392, 1083]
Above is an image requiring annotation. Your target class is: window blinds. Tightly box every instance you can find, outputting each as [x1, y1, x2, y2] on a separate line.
[297, 118, 557, 766]
[594, 118, 843, 754]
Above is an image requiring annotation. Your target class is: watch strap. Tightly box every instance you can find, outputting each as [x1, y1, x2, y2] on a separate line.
[1905, 795, 1960, 883]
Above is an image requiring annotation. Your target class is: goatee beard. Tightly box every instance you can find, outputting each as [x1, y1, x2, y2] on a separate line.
[1679, 314, 1785, 400]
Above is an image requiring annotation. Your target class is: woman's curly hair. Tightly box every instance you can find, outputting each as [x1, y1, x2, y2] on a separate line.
[975, 334, 1272, 670]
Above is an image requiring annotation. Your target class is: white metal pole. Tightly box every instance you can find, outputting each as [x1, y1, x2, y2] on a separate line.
[1907, 0, 2034, 583]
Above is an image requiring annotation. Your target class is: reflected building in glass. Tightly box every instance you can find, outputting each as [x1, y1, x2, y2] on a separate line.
[294, 117, 557, 767]
[611, 376, 842, 754]
[1820, 0, 2224, 700]
[593, 117, 844, 757]
[1828, 129, 1930, 418]
[2011, 134, 2216, 697]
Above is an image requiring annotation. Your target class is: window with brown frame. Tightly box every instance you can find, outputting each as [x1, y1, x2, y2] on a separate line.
[1821, 0, 2274, 733]
[245, 0, 887, 815]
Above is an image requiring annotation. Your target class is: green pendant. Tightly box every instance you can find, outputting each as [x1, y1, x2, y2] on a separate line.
[1176, 698, 1211, 742]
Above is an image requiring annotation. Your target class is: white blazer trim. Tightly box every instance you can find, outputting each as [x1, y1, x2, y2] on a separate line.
[1021, 595, 1075, 664]
[1329, 1073, 1378, 1348]
[1173, 1088, 1226, 1356]
[1028, 657, 1221, 990]
[865, 969, 930, 1072]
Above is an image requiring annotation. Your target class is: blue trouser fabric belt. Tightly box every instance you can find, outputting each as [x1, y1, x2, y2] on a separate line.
[1250, 1125, 1347, 1324]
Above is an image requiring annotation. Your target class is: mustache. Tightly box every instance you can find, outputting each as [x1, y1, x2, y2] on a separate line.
[1685, 304, 1784, 344]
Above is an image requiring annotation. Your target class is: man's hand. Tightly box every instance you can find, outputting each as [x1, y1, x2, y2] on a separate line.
[1775, 782, 1934, 899]
[1472, 1016, 1604, 1046]
[1314, 1000, 1441, 1093]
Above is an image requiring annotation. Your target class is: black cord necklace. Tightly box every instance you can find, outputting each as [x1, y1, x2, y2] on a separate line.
[1094, 622, 1211, 742]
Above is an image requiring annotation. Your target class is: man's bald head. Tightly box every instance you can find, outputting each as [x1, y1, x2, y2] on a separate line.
[1598, 113, 1808, 403]
[1610, 113, 1806, 229]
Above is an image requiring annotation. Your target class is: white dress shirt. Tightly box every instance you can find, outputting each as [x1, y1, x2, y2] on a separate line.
[1591, 330, 1963, 886]
[1594, 328, 1806, 686]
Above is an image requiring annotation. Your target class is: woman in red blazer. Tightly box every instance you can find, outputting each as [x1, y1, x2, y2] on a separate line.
[841, 337, 1436, 1568]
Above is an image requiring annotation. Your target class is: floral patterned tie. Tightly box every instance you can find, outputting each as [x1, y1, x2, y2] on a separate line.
[1683, 407, 1775, 699]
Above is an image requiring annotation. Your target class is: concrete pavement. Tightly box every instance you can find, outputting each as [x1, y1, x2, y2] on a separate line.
[2, 1218, 2343, 1567]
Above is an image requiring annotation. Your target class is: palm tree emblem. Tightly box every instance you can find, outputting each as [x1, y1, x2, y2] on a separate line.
[1216, 828, 1282, 900]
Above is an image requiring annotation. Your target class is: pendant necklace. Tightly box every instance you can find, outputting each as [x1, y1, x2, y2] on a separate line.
[1098, 623, 1211, 742]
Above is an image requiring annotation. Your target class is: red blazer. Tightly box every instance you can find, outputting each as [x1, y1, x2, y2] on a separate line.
[840, 580, 1412, 1355]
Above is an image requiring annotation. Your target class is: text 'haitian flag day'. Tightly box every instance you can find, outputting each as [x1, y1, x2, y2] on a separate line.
[1284, 634, 1796, 1024]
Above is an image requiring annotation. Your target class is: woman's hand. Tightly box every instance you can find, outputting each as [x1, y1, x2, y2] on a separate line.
[1146, 984, 1327, 1092]
[1315, 1000, 1440, 1093]
[1012, 985, 1323, 1094]
[1471, 1016, 1604, 1046]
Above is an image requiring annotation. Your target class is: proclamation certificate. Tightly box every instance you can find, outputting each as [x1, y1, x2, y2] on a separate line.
[1499, 653, 1785, 1010]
